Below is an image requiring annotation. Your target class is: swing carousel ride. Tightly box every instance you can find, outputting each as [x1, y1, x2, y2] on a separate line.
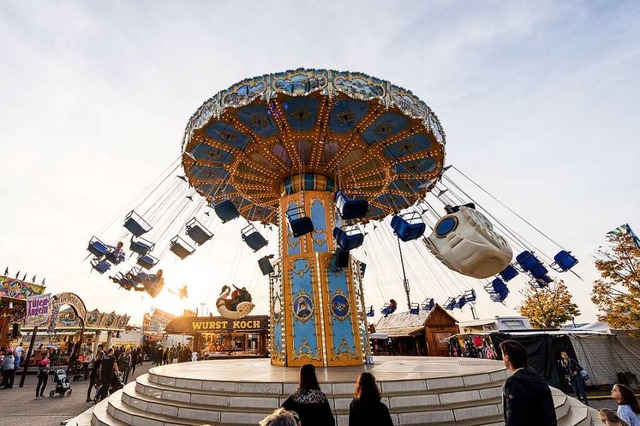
[86, 69, 580, 368]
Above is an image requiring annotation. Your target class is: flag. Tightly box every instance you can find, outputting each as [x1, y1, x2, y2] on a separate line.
[608, 223, 640, 249]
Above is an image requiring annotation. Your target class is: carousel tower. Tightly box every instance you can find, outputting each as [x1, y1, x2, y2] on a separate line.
[181, 69, 446, 367]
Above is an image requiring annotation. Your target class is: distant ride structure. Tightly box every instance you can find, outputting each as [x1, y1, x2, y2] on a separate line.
[181, 68, 446, 367]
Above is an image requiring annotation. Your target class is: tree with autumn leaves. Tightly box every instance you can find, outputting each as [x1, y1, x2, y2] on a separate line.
[591, 233, 640, 333]
[519, 280, 581, 329]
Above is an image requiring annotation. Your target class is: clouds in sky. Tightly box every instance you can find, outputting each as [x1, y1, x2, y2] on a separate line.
[1, 1, 638, 324]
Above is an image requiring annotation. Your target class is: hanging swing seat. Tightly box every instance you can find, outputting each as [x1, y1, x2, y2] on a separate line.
[484, 278, 509, 302]
[170, 236, 195, 259]
[529, 263, 549, 279]
[359, 262, 367, 278]
[186, 218, 213, 245]
[111, 272, 135, 291]
[258, 255, 274, 276]
[464, 288, 477, 302]
[128, 266, 149, 283]
[454, 296, 467, 309]
[91, 259, 111, 274]
[391, 212, 426, 242]
[409, 303, 420, 315]
[332, 226, 364, 251]
[335, 247, 350, 268]
[241, 224, 268, 252]
[213, 200, 240, 223]
[499, 265, 519, 282]
[124, 210, 153, 237]
[137, 253, 159, 270]
[286, 206, 314, 238]
[129, 237, 155, 257]
[532, 275, 553, 288]
[421, 298, 435, 311]
[366, 306, 375, 317]
[380, 303, 397, 317]
[334, 190, 369, 220]
[105, 247, 125, 265]
[515, 250, 542, 272]
[444, 297, 457, 310]
[551, 250, 578, 272]
[87, 236, 109, 258]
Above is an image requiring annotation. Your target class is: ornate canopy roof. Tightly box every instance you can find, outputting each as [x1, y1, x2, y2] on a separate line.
[182, 69, 446, 225]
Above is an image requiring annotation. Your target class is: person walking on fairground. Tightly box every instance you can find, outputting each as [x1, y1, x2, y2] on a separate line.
[35, 352, 51, 399]
[281, 363, 335, 426]
[500, 340, 557, 426]
[0, 347, 15, 389]
[348, 372, 393, 426]
[612, 384, 640, 426]
[86, 351, 103, 402]
[600, 408, 630, 426]
[560, 351, 588, 405]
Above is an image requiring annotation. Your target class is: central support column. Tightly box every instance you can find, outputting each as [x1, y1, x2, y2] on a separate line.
[269, 175, 365, 367]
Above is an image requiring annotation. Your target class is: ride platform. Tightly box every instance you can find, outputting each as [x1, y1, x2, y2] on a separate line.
[64, 356, 599, 426]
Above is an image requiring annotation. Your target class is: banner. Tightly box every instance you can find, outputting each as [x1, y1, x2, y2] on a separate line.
[25, 293, 51, 327]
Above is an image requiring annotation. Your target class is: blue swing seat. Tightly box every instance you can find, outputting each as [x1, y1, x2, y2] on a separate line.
[421, 298, 435, 311]
[499, 265, 519, 282]
[87, 236, 109, 258]
[454, 296, 467, 309]
[529, 263, 549, 279]
[335, 248, 350, 268]
[409, 303, 420, 315]
[334, 190, 369, 220]
[124, 210, 153, 237]
[485, 278, 509, 302]
[91, 259, 111, 274]
[105, 248, 125, 265]
[241, 224, 268, 252]
[170, 236, 195, 259]
[515, 250, 542, 272]
[128, 266, 148, 283]
[186, 218, 213, 245]
[464, 288, 477, 302]
[286, 206, 314, 238]
[258, 255, 274, 276]
[391, 212, 426, 242]
[380, 303, 397, 316]
[333, 226, 364, 251]
[129, 237, 155, 257]
[111, 272, 135, 291]
[552, 250, 578, 272]
[137, 253, 159, 270]
[213, 200, 240, 223]
[366, 306, 375, 317]
[444, 297, 456, 310]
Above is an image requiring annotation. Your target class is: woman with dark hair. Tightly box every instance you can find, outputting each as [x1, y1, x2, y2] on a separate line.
[282, 364, 335, 426]
[612, 384, 640, 426]
[348, 372, 393, 426]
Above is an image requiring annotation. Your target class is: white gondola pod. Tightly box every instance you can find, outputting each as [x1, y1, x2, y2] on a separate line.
[423, 206, 512, 279]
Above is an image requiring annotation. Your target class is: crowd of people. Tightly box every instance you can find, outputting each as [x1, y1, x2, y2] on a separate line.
[150, 343, 196, 366]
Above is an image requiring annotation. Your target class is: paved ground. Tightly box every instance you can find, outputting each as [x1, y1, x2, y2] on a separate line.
[0, 363, 153, 426]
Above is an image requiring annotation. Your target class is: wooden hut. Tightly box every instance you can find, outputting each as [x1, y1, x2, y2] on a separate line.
[374, 304, 459, 356]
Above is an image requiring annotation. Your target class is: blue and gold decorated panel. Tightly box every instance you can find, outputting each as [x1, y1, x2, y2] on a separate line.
[283, 97, 320, 132]
[235, 103, 279, 138]
[360, 111, 410, 146]
[328, 99, 370, 134]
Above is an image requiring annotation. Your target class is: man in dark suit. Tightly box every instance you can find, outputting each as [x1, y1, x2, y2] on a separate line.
[500, 340, 557, 426]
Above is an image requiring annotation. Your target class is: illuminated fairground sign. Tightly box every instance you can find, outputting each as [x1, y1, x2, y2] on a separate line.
[164, 315, 269, 334]
[0, 275, 45, 301]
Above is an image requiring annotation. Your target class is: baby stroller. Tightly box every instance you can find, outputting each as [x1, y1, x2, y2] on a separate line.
[50, 369, 72, 397]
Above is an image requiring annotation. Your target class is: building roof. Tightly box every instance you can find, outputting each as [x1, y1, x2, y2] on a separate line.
[375, 304, 458, 333]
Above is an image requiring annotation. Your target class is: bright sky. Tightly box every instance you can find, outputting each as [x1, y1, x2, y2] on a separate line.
[1, 1, 638, 326]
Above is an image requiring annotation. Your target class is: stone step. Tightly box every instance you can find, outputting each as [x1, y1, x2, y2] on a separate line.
[137, 373, 505, 411]
[92, 391, 127, 426]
